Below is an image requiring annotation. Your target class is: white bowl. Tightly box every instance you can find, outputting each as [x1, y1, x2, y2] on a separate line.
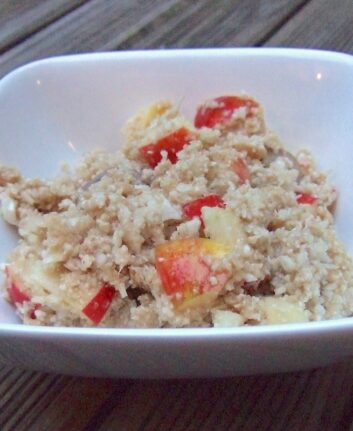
[0, 48, 352, 378]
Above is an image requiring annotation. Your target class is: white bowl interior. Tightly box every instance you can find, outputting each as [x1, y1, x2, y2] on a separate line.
[0, 49, 352, 325]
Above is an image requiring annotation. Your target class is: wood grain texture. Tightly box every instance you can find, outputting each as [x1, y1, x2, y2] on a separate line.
[265, 0, 353, 53]
[0, 0, 180, 78]
[0, 0, 86, 53]
[0, 0, 309, 78]
[0, 365, 128, 431]
[117, 0, 309, 49]
[95, 363, 353, 431]
[0, 362, 352, 431]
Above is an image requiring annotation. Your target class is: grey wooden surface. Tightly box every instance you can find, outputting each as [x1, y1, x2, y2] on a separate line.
[0, 1, 353, 430]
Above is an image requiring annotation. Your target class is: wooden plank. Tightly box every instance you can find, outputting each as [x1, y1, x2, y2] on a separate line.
[84, 380, 174, 431]
[0, 0, 309, 78]
[17, 379, 125, 431]
[92, 362, 353, 431]
[265, 0, 353, 53]
[0, 0, 180, 78]
[1, 373, 61, 430]
[0, 0, 86, 53]
[0, 368, 128, 431]
[118, 0, 309, 49]
[0, 363, 351, 431]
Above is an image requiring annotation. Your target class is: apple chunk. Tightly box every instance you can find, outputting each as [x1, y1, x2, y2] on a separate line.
[259, 297, 309, 324]
[155, 238, 229, 310]
[5, 265, 40, 318]
[202, 207, 246, 247]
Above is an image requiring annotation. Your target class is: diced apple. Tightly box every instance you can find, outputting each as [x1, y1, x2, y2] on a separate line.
[233, 157, 250, 184]
[177, 290, 220, 312]
[259, 297, 308, 324]
[6, 258, 83, 311]
[6, 266, 31, 304]
[202, 207, 246, 247]
[7, 259, 117, 323]
[133, 102, 170, 129]
[155, 238, 229, 309]
[296, 192, 318, 205]
[194, 96, 258, 129]
[13, 260, 61, 295]
[182, 194, 225, 226]
[212, 310, 244, 327]
[5, 265, 40, 318]
[139, 127, 193, 167]
[1, 195, 18, 225]
[82, 283, 116, 324]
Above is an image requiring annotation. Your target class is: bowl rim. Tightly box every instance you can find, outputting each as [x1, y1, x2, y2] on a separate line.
[0, 317, 353, 339]
[1, 47, 353, 339]
[1, 47, 352, 87]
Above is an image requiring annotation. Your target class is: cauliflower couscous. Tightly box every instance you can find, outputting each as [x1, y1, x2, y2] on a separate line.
[1, 95, 352, 327]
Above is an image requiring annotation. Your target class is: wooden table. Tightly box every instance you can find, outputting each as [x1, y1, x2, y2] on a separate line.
[1, 1, 353, 430]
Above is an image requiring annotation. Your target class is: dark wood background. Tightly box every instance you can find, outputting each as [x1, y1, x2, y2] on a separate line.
[0, 1, 353, 430]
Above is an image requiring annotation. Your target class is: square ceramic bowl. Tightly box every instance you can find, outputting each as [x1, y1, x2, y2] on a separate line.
[0, 48, 352, 378]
